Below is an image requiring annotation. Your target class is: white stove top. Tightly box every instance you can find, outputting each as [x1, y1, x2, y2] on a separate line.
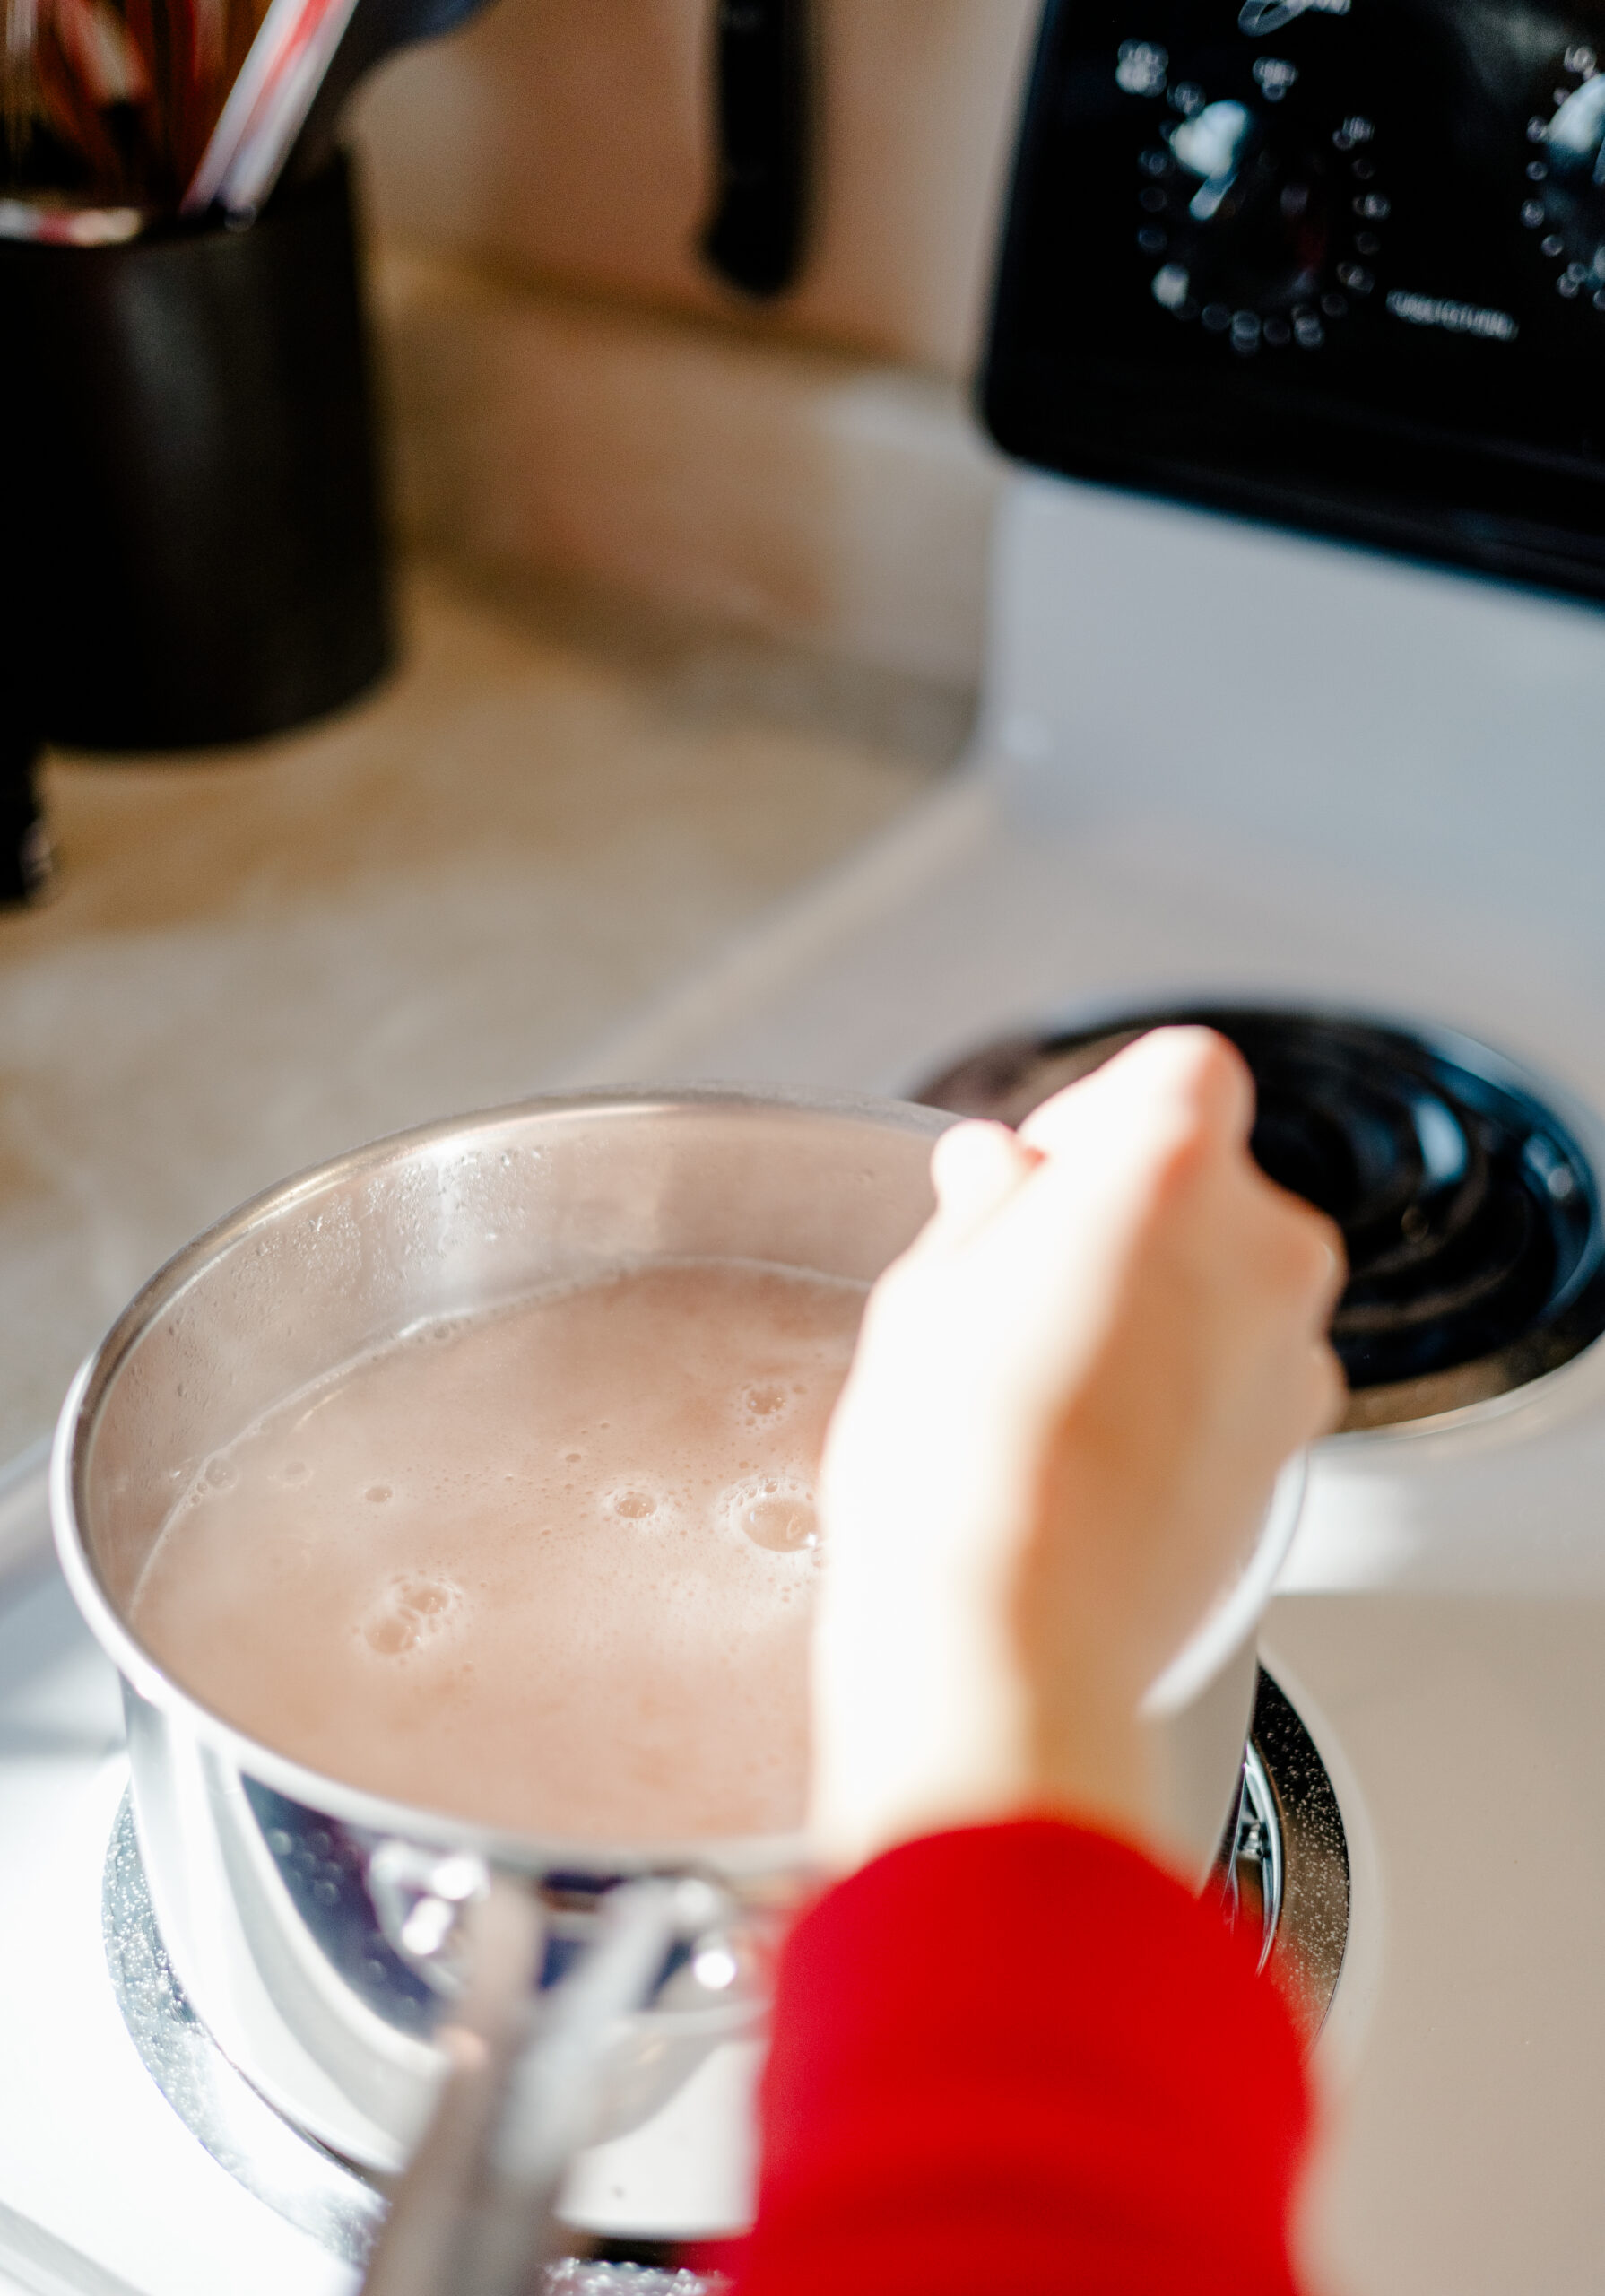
[8, 471, 1605, 2294]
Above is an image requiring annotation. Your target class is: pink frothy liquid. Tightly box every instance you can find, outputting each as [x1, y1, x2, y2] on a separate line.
[130, 1259, 864, 1839]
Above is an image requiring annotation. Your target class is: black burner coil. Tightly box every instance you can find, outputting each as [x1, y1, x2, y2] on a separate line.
[918, 1009, 1605, 1421]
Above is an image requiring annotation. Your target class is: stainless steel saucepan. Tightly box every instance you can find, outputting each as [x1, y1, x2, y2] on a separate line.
[51, 1087, 1291, 2236]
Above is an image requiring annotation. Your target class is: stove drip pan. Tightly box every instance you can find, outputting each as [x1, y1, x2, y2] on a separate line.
[1219, 1671, 1349, 2038]
[919, 1008, 1605, 1430]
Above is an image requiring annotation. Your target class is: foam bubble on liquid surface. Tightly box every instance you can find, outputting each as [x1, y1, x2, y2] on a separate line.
[360, 1572, 464, 1656]
[607, 1488, 661, 1521]
[722, 1475, 819, 1553]
[129, 1260, 864, 1840]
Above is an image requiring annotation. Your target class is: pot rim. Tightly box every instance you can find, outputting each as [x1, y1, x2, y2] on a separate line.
[52, 1083, 954, 1883]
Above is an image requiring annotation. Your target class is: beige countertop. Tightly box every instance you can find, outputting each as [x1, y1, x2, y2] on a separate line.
[0, 564, 959, 1466]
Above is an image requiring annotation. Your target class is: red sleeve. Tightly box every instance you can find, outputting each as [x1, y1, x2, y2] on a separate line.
[735, 1819, 1312, 2296]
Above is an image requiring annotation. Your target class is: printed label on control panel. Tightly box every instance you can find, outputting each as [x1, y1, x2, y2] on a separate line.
[1385, 289, 1519, 341]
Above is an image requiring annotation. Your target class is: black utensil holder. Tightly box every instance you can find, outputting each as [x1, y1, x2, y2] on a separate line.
[1, 148, 394, 752]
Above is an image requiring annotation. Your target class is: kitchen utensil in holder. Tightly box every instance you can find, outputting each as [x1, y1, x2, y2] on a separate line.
[0, 146, 392, 756]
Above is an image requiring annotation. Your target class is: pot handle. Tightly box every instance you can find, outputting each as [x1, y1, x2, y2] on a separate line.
[360, 1874, 724, 2295]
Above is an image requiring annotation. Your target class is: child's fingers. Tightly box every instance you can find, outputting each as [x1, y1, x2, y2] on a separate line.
[924, 1119, 1040, 1251]
[1019, 1025, 1255, 1162]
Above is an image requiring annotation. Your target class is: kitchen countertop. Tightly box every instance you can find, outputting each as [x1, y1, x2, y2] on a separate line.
[0, 562, 959, 1466]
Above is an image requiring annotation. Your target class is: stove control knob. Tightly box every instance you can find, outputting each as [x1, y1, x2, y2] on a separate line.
[1124, 45, 1386, 352]
[1523, 44, 1605, 308]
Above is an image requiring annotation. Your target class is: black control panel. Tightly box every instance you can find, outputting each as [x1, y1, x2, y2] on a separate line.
[983, 1, 1605, 595]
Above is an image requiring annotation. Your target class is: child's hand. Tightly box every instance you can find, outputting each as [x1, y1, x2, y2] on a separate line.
[811, 1026, 1346, 1871]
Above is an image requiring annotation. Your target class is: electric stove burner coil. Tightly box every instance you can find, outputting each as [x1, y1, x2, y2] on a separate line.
[918, 1009, 1605, 1430]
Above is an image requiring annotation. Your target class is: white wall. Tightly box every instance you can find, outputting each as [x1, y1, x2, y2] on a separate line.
[354, 0, 1038, 683]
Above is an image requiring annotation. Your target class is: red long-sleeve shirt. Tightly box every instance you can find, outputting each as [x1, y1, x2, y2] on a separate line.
[737, 1820, 1312, 2294]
